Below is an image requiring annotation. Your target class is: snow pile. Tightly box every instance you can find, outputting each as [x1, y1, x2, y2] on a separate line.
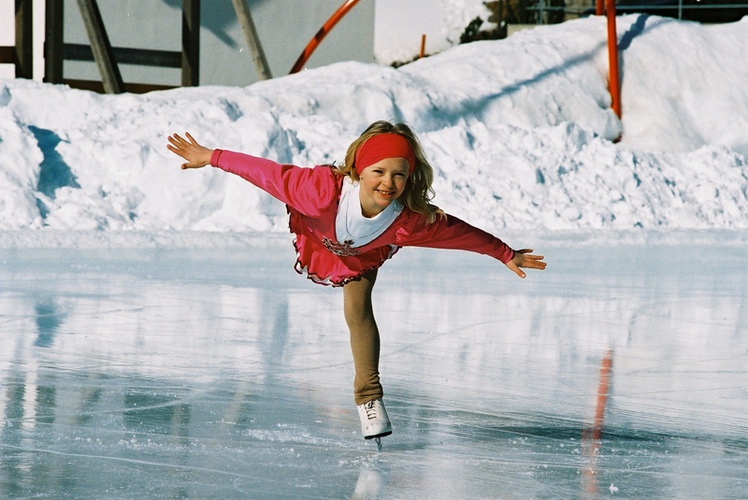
[0, 15, 747, 245]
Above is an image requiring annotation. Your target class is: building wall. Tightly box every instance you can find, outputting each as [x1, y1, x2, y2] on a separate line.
[1, 0, 375, 87]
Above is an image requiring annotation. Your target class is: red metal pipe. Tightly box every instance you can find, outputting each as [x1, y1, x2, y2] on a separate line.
[289, 0, 362, 74]
[581, 348, 614, 497]
[592, 349, 613, 440]
[606, 0, 621, 118]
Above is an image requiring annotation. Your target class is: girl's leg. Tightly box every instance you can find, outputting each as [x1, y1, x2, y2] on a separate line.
[343, 269, 382, 406]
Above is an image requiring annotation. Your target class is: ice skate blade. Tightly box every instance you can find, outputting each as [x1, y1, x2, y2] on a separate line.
[364, 430, 392, 440]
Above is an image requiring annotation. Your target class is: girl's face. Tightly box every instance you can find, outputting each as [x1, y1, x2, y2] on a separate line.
[358, 157, 409, 218]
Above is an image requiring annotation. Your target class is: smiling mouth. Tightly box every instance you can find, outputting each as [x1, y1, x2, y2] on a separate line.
[376, 189, 395, 197]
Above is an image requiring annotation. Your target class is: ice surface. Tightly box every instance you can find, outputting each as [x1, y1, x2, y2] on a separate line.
[1, 233, 746, 498]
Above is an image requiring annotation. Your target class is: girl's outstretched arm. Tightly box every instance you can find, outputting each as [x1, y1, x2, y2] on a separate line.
[167, 132, 214, 169]
[505, 249, 547, 279]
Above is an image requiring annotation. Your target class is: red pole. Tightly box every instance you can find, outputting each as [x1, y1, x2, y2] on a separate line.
[606, 0, 621, 118]
[596, 0, 604, 16]
[419, 34, 426, 58]
[289, 0, 362, 74]
[592, 349, 613, 440]
[581, 349, 614, 497]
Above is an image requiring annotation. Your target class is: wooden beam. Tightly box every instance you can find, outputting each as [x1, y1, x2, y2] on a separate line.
[64, 44, 182, 68]
[181, 0, 200, 87]
[230, 0, 272, 80]
[76, 0, 123, 94]
[63, 78, 176, 94]
[45, 0, 64, 83]
[15, 0, 33, 78]
[0, 47, 15, 64]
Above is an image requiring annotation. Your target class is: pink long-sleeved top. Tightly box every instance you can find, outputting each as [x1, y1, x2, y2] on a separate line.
[211, 149, 514, 286]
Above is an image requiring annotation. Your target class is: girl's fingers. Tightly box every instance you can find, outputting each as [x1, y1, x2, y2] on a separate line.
[168, 133, 191, 148]
[512, 249, 547, 271]
[167, 133, 199, 161]
[524, 257, 547, 270]
[505, 261, 526, 279]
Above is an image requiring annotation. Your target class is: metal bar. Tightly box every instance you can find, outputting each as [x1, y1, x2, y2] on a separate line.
[606, 0, 621, 119]
[615, 4, 748, 10]
[181, 0, 199, 87]
[290, 0, 361, 74]
[527, 0, 748, 15]
[63, 43, 182, 68]
[536, 0, 544, 24]
[15, 0, 33, 78]
[231, 0, 272, 80]
[45, 0, 64, 83]
[76, 0, 123, 94]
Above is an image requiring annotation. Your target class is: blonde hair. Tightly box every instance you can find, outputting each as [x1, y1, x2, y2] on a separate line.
[334, 121, 442, 224]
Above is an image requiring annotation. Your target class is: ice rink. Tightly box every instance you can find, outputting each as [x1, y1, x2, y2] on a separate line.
[1, 233, 747, 498]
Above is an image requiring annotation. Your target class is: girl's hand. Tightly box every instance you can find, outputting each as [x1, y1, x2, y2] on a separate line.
[505, 248, 547, 279]
[167, 132, 214, 169]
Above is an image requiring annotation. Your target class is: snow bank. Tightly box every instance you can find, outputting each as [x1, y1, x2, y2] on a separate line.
[0, 15, 746, 246]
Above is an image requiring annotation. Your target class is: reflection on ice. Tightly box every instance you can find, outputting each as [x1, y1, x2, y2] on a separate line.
[0, 235, 746, 498]
[33, 298, 65, 348]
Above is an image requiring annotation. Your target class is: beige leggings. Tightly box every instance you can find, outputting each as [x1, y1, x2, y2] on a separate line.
[343, 269, 383, 406]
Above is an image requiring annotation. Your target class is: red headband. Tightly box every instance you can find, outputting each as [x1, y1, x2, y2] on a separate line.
[355, 133, 416, 175]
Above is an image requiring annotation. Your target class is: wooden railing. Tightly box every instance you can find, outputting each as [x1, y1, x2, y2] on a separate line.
[0, 0, 34, 79]
[1, 0, 201, 94]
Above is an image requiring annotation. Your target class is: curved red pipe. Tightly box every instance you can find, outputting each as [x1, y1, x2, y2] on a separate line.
[289, 0, 362, 74]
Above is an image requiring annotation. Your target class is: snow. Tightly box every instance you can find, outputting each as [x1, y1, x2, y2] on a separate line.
[375, 0, 492, 63]
[1, 15, 747, 245]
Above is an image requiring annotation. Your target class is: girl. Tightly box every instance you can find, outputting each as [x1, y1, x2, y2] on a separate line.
[167, 121, 546, 442]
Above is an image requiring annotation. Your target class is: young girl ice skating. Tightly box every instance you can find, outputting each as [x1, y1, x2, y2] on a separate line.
[167, 121, 546, 442]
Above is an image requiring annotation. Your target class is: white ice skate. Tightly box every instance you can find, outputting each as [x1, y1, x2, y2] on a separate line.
[357, 398, 392, 441]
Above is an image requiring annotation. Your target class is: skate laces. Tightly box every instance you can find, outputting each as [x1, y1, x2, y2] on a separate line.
[364, 400, 381, 421]
[357, 399, 392, 443]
